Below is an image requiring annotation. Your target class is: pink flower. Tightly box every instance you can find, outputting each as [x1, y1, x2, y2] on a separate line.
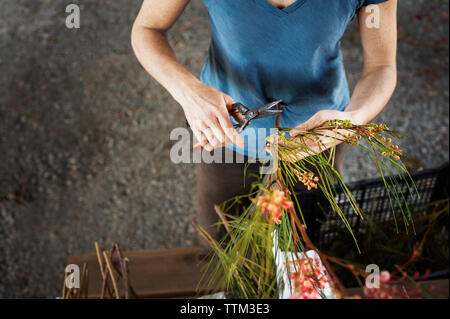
[288, 257, 330, 299]
[380, 271, 391, 283]
[256, 189, 293, 224]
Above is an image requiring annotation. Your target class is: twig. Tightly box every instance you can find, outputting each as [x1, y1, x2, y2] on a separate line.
[103, 251, 120, 299]
[95, 242, 105, 278]
[84, 268, 89, 299]
[274, 103, 282, 129]
[276, 173, 350, 297]
[214, 205, 233, 237]
[98, 243, 114, 299]
[62, 269, 68, 299]
[114, 243, 131, 299]
[76, 263, 87, 299]
[192, 221, 215, 247]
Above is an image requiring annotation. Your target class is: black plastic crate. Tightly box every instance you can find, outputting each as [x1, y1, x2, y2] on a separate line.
[295, 163, 449, 246]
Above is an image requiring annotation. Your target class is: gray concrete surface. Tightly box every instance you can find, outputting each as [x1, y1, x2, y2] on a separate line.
[0, 0, 448, 298]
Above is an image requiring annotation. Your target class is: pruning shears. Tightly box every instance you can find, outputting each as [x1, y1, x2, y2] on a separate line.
[230, 100, 283, 133]
[186, 99, 284, 149]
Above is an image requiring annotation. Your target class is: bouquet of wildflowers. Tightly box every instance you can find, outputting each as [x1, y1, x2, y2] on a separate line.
[197, 120, 419, 299]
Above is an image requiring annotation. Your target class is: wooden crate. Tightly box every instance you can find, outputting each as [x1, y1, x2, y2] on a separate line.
[67, 246, 216, 299]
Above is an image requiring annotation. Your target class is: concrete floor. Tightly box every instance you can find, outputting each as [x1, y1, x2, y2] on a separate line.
[0, 0, 448, 298]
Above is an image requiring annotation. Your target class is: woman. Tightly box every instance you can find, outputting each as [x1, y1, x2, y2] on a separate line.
[131, 0, 398, 247]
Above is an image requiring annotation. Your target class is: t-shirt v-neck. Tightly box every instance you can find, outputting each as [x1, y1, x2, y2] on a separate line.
[255, 0, 309, 16]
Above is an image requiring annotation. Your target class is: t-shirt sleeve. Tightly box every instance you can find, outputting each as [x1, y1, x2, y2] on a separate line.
[359, 0, 389, 8]
[354, 0, 389, 18]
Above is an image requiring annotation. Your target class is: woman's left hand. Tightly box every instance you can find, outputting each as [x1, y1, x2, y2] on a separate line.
[267, 110, 364, 162]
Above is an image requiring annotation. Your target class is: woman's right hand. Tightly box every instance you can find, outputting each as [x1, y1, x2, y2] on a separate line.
[177, 80, 245, 152]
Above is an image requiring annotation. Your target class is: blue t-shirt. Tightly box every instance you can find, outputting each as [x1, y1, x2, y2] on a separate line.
[200, 0, 388, 158]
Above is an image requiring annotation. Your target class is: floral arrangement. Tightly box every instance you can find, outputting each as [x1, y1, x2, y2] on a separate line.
[196, 119, 424, 299]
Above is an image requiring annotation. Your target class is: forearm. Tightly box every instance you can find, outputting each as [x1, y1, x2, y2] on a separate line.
[131, 25, 200, 104]
[345, 65, 397, 125]
[131, 12, 245, 150]
[347, 1, 398, 125]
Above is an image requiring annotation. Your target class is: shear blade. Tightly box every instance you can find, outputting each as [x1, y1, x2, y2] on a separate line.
[263, 100, 283, 109]
[254, 100, 283, 118]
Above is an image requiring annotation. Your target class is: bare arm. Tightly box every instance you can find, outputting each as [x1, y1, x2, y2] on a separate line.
[131, 0, 244, 151]
[132, 0, 193, 101]
[278, 1, 398, 160]
[291, 0, 398, 133]
[346, 0, 398, 124]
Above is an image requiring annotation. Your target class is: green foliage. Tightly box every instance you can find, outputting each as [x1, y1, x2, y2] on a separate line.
[198, 120, 423, 299]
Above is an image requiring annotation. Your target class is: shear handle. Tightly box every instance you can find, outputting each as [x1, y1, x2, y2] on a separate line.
[230, 103, 249, 116]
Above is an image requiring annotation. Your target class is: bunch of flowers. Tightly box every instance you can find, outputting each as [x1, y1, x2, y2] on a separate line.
[198, 119, 418, 299]
[363, 271, 401, 299]
[255, 189, 294, 224]
[274, 120, 405, 165]
[361, 272, 434, 299]
[271, 119, 414, 237]
[361, 251, 435, 299]
[288, 257, 330, 299]
[349, 122, 404, 161]
[380, 137, 403, 161]
[292, 169, 320, 191]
